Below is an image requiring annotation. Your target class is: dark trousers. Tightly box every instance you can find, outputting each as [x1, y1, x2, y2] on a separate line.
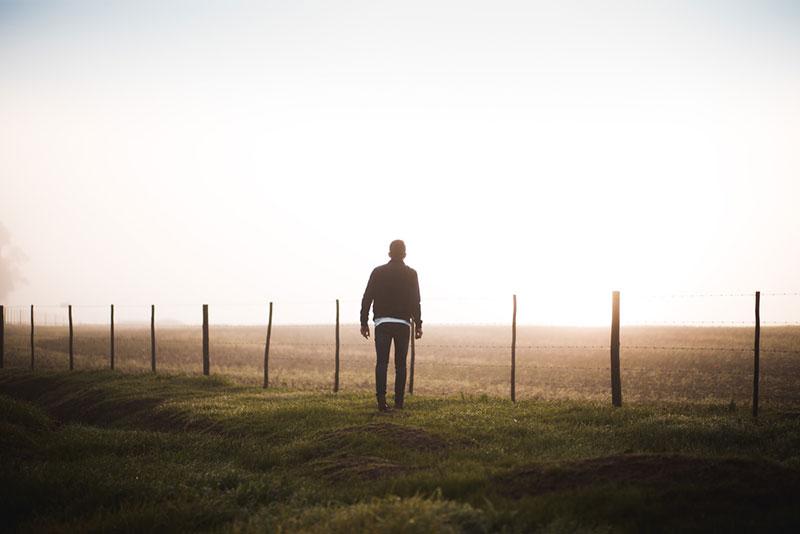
[374, 322, 410, 401]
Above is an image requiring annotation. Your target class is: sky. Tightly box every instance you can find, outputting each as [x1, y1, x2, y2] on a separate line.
[1, 0, 799, 325]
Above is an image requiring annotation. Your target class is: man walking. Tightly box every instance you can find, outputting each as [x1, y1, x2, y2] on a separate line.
[360, 240, 423, 411]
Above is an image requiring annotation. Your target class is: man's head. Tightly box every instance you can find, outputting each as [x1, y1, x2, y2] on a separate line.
[389, 239, 406, 260]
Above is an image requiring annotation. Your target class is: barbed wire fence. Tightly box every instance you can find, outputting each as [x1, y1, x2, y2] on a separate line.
[1, 291, 799, 414]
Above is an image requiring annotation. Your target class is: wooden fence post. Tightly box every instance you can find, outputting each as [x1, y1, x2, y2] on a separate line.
[334, 299, 340, 393]
[263, 302, 273, 389]
[408, 320, 416, 395]
[68, 305, 74, 371]
[202, 304, 210, 376]
[753, 291, 761, 417]
[0, 305, 4, 369]
[30, 305, 35, 371]
[110, 304, 115, 370]
[150, 304, 156, 372]
[511, 294, 517, 403]
[610, 291, 622, 407]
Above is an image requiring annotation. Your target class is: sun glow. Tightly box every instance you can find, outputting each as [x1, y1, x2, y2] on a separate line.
[2, 1, 799, 326]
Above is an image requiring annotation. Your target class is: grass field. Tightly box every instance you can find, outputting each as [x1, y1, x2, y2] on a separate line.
[2, 323, 799, 405]
[1, 370, 800, 532]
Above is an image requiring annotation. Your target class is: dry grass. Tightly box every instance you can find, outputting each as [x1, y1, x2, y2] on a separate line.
[2, 323, 799, 405]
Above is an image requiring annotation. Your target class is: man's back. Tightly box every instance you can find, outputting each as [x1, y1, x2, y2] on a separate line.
[360, 259, 422, 327]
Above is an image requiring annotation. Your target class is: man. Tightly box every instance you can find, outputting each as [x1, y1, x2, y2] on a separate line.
[360, 240, 423, 411]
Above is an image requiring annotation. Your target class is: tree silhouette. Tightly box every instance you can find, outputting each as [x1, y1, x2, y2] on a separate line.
[0, 222, 25, 300]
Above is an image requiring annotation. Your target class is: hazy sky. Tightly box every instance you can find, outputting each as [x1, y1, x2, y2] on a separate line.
[2, 1, 799, 325]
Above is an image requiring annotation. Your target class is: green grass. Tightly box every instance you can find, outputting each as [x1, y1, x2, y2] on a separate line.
[1, 369, 799, 533]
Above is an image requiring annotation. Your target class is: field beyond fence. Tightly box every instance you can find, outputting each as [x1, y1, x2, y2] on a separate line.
[2, 321, 799, 406]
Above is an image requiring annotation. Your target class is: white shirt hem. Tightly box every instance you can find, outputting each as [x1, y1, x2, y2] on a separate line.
[374, 317, 411, 327]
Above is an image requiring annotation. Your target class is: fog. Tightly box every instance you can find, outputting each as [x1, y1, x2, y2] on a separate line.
[2, 1, 799, 325]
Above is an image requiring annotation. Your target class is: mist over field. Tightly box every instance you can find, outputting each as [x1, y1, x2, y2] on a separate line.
[2, 1, 800, 325]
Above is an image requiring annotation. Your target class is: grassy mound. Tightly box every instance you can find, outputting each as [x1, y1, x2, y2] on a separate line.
[1, 369, 800, 532]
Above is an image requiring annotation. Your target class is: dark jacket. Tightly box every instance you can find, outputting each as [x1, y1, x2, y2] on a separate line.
[360, 259, 422, 327]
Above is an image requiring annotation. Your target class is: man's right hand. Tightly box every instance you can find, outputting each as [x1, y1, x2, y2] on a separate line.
[415, 327, 423, 340]
[360, 325, 370, 339]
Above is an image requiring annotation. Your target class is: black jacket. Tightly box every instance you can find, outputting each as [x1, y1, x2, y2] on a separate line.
[360, 259, 422, 327]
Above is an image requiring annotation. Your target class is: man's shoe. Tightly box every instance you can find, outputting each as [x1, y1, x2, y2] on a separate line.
[377, 396, 391, 412]
[394, 399, 404, 410]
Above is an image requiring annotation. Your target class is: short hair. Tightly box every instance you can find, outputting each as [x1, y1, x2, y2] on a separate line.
[389, 239, 406, 259]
